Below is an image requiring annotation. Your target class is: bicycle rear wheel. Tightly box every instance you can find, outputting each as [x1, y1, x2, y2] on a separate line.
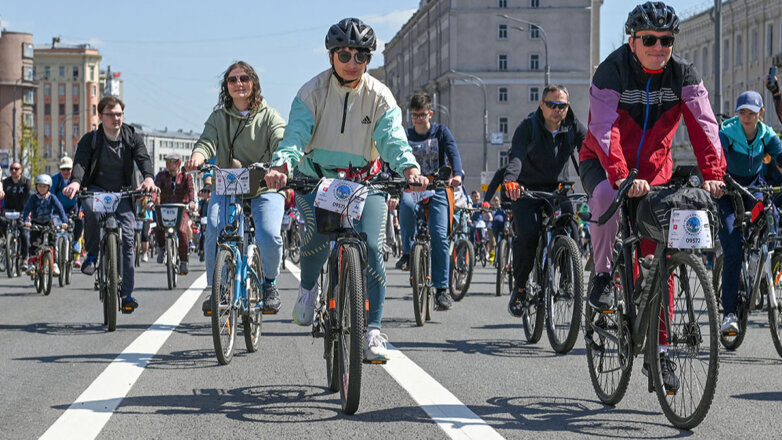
[211, 249, 237, 365]
[411, 244, 427, 326]
[41, 250, 53, 296]
[243, 249, 263, 353]
[770, 254, 782, 358]
[166, 236, 175, 290]
[546, 236, 584, 354]
[7, 235, 18, 277]
[0, 236, 6, 273]
[449, 239, 474, 302]
[522, 256, 545, 344]
[584, 268, 633, 405]
[57, 237, 67, 287]
[495, 239, 510, 296]
[105, 236, 119, 332]
[336, 245, 364, 414]
[648, 252, 718, 429]
[134, 231, 142, 267]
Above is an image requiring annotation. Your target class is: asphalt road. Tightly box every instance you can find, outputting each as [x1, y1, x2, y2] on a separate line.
[1, 258, 780, 439]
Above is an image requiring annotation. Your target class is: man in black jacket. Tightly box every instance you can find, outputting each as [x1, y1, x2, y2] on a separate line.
[62, 96, 157, 313]
[1, 162, 32, 265]
[503, 85, 586, 317]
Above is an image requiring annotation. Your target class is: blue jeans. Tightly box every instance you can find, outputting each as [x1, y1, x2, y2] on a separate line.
[399, 188, 450, 289]
[204, 192, 284, 286]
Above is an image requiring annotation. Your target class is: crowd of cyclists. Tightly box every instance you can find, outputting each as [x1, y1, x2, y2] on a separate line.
[2, 1, 782, 426]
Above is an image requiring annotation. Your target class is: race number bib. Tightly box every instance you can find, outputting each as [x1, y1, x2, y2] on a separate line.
[313, 178, 368, 221]
[215, 168, 251, 195]
[667, 210, 712, 249]
[474, 220, 486, 229]
[135, 220, 144, 230]
[92, 193, 121, 213]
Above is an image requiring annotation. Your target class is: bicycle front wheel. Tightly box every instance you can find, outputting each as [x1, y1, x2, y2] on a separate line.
[546, 236, 584, 354]
[0, 236, 6, 273]
[242, 250, 263, 353]
[211, 249, 237, 365]
[57, 237, 67, 287]
[336, 244, 364, 414]
[495, 239, 510, 296]
[770, 254, 782, 358]
[411, 244, 427, 326]
[449, 239, 474, 302]
[41, 249, 53, 296]
[134, 231, 142, 267]
[105, 236, 119, 332]
[522, 256, 545, 344]
[648, 252, 718, 430]
[166, 236, 176, 290]
[7, 235, 18, 278]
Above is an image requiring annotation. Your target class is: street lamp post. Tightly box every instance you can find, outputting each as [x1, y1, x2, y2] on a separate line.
[449, 69, 489, 172]
[498, 14, 550, 86]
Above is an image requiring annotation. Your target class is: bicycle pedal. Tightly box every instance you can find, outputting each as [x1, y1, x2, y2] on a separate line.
[121, 306, 135, 314]
[600, 309, 616, 315]
[666, 390, 677, 396]
[363, 359, 388, 365]
[261, 310, 278, 315]
[724, 331, 737, 336]
[203, 310, 212, 317]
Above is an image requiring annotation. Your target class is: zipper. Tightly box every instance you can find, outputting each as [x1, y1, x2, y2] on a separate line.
[341, 91, 349, 134]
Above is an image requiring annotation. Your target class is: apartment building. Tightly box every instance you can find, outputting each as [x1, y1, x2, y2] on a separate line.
[0, 30, 35, 172]
[130, 124, 200, 174]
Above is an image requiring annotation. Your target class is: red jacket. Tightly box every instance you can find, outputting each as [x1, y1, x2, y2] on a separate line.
[154, 170, 194, 205]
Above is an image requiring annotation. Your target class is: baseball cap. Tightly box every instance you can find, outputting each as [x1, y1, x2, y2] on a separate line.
[735, 90, 763, 113]
[59, 156, 73, 169]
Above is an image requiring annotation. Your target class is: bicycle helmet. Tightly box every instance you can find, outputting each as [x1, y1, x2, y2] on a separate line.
[325, 18, 377, 52]
[625, 1, 679, 35]
[35, 174, 52, 187]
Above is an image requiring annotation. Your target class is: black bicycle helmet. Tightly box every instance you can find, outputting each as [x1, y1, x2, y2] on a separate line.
[625, 1, 679, 35]
[325, 18, 377, 52]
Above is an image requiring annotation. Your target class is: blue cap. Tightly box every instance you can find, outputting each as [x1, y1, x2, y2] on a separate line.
[735, 90, 763, 113]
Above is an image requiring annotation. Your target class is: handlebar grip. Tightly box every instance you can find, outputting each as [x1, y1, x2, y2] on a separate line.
[596, 168, 638, 225]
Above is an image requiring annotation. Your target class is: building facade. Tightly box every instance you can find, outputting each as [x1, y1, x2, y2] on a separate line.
[131, 124, 200, 175]
[33, 39, 102, 174]
[383, 0, 602, 191]
[674, 0, 782, 162]
[0, 30, 35, 173]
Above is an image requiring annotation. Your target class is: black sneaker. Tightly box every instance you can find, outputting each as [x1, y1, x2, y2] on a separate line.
[121, 296, 139, 314]
[642, 351, 681, 394]
[588, 272, 613, 311]
[262, 282, 281, 314]
[508, 287, 526, 318]
[202, 296, 212, 316]
[434, 288, 452, 310]
[395, 254, 409, 271]
[179, 261, 189, 275]
[157, 248, 165, 264]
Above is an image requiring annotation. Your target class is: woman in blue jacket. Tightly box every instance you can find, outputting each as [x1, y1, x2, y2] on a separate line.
[717, 90, 782, 335]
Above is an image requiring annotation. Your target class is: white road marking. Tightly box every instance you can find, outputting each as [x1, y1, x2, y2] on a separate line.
[40, 273, 208, 440]
[285, 265, 504, 440]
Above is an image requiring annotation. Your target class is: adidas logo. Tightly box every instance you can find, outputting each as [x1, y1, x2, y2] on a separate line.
[361, 115, 371, 124]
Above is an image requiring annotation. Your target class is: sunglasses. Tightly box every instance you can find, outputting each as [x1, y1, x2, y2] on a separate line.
[336, 50, 370, 64]
[411, 112, 430, 120]
[60, 167, 72, 171]
[227, 75, 251, 84]
[543, 101, 569, 110]
[10, 167, 21, 171]
[636, 34, 675, 48]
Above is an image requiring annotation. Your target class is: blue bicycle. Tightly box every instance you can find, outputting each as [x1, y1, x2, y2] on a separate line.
[203, 163, 268, 365]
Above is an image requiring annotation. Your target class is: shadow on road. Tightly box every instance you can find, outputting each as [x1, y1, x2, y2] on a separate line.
[731, 391, 782, 401]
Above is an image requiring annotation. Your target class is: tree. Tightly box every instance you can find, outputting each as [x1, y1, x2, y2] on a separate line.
[19, 119, 44, 177]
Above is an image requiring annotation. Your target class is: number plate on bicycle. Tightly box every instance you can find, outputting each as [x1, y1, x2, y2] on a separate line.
[314, 178, 368, 221]
[3, 211, 20, 220]
[92, 193, 121, 213]
[214, 168, 251, 195]
[158, 206, 180, 228]
[667, 209, 712, 249]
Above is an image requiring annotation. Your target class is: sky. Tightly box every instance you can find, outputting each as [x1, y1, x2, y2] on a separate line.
[1, 0, 714, 134]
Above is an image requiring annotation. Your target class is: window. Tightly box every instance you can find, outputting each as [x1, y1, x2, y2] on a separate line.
[702, 46, 708, 75]
[23, 66, 34, 81]
[723, 39, 730, 71]
[59, 66, 65, 78]
[59, 123, 65, 136]
[529, 86, 539, 101]
[23, 90, 34, 104]
[44, 144, 51, 158]
[750, 28, 758, 62]
[73, 104, 79, 115]
[735, 34, 742, 66]
[499, 117, 509, 134]
[45, 123, 51, 137]
[45, 84, 51, 96]
[23, 113, 33, 128]
[498, 0, 507, 7]
[59, 103, 65, 115]
[498, 54, 508, 71]
[529, 25, 540, 40]
[90, 66, 95, 81]
[23, 43, 34, 58]
[498, 24, 508, 39]
[59, 84, 65, 96]
[44, 66, 51, 79]
[530, 54, 540, 70]
[499, 150, 509, 168]
[73, 66, 79, 80]
[45, 103, 51, 115]
[73, 84, 79, 97]
[498, 87, 508, 102]
[92, 85, 97, 96]
[530, 0, 540, 7]
[73, 123, 79, 137]
[767, 23, 774, 58]
[92, 105, 97, 116]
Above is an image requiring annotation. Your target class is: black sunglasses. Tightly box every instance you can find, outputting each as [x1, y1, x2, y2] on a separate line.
[10, 167, 21, 171]
[227, 75, 251, 84]
[543, 101, 569, 110]
[637, 34, 675, 48]
[336, 50, 370, 64]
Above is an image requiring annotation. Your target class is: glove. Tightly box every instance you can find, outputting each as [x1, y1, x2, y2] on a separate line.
[504, 181, 519, 191]
[767, 76, 780, 95]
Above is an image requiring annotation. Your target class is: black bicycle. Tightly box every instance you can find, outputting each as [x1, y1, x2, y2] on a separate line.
[55, 213, 76, 287]
[281, 207, 302, 269]
[494, 203, 514, 297]
[582, 168, 719, 429]
[156, 203, 187, 290]
[518, 182, 585, 353]
[3, 211, 23, 277]
[449, 206, 475, 302]
[715, 176, 782, 357]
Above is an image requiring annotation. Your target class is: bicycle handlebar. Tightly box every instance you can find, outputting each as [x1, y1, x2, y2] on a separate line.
[593, 169, 638, 225]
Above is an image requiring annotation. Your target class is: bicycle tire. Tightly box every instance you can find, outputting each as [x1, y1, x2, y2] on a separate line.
[322, 266, 340, 392]
[411, 244, 427, 327]
[34, 258, 43, 293]
[584, 268, 633, 405]
[336, 245, 364, 414]
[769, 254, 782, 358]
[546, 236, 584, 354]
[41, 249, 53, 296]
[134, 231, 141, 267]
[57, 237, 67, 287]
[449, 239, 474, 302]
[211, 249, 237, 365]
[243, 249, 263, 353]
[0, 236, 6, 273]
[425, 248, 434, 322]
[64, 241, 72, 285]
[6, 235, 18, 278]
[522, 255, 545, 344]
[166, 236, 175, 290]
[105, 236, 119, 332]
[711, 253, 723, 313]
[495, 239, 509, 297]
[648, 252, 718, 430]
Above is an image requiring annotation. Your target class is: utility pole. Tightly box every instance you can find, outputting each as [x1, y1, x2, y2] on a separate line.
[713, 0, 722, 118]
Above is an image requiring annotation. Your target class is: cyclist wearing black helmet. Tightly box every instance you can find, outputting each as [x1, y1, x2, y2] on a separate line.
[579, 1, 725, 393]
[265, 18, 427, 362]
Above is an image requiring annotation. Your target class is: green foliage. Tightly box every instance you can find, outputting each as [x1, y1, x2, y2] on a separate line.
[19, 119, 44, 176]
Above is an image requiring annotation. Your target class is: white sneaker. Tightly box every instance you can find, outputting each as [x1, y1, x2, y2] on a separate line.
[142, 254, 148, 262]
[52, 263, 61, 276]
[363, 328, 391, 362]
[292, 284, 319, 326]
[721, 313, 739, 334]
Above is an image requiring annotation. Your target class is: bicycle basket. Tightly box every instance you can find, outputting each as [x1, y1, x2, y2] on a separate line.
[316, 207, 343, 234]
[635, 187, 718, 243]
[155, 204, 186, 229]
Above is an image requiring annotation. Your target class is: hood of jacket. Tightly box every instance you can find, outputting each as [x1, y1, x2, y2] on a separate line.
[720, 115, 777, 156]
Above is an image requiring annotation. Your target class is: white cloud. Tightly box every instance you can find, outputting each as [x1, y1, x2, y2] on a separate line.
[361, 9, 417, 29]
[205, 87, 220, 94]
